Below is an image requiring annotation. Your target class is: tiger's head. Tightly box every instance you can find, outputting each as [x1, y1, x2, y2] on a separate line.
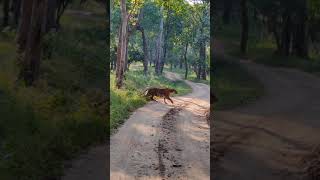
[170, 89, 178, 94]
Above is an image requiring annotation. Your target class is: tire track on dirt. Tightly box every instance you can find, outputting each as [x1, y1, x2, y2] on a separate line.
[156, 107, 184, 179]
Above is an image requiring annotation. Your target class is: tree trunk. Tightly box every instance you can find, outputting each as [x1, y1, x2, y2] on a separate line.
[184, 42, 188, 79]
[140, 27, 148, 75]
[17, 0, 33, 56]
[111, 46, 117, 70]
[12, 0, 22, 26]
[272, 29, 281, 53]
[223, 0, 232, 24]
[161, 10, 171, 74]
[124, 33, 129, 72]
[280, 10, 291, 56]
[115, 0, 128, 88]
[149, 45, 153, 67]
[293, 1, 309, 58]
[155, 6, 164, 75]
[3, 0, 10, 27]
[17, 0, 48, 86]
[179, 53, 183, 69]
[56, 0, 69, 30]
[200, 40, 206, 80]
[110, 57, 114, 70]
[240, 0, 248, 55]
[47, 0, 58, 30]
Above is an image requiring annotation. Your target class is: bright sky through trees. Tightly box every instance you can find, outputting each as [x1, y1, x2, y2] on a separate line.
[185, 0, 203, 5]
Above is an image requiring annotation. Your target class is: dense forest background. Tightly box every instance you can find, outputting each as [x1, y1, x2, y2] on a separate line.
[214, 0, 320, 73]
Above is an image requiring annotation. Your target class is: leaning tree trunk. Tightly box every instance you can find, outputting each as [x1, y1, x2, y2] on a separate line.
[240, 0, 248, 55]
[115, 0, 128, 88]
[155, 6, 164, 75]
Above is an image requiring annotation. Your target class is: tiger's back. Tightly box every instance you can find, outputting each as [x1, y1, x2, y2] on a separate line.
[144, 87, 177, 103]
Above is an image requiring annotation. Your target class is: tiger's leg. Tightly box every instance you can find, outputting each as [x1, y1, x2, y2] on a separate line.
[164, 97, 167, 104]
[167, 97, 174, 104]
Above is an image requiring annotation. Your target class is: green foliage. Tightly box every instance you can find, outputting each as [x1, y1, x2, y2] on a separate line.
[154, 0, 187, 15]
[140, 1, 161, 31]
[42, 14, 106, 90]
[309, 0, 320, 18]
[112, 0, 210, 77]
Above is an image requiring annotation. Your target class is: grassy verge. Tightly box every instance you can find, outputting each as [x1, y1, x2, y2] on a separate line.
[213, 55, 264, 110]
[110, 63, 191, 131]
[0, 3, 107, 180]
[215, 24, 320, 75]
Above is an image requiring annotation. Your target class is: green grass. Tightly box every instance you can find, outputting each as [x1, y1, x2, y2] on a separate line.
[0, 91, 105, 179]
[110, 63, 191, 131]
[0, 4, 107, 180]
[213, 55, 264, 110]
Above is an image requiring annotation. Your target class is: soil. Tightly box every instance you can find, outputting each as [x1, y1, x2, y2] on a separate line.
[212, 40, 320, 180]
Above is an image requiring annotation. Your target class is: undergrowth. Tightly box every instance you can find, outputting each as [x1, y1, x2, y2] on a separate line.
[0, 3, 107, 180]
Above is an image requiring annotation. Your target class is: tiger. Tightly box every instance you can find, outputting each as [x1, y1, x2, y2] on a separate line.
[144, 87, 178, 104]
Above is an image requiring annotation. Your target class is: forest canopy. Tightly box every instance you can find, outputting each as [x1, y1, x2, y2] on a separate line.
[214, 0, 320, 60]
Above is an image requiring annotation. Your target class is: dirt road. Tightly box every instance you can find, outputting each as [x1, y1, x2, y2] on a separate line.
[62, 72, 210, 180]
[110, 72, 210, 180]
[213, 44, 320, 179]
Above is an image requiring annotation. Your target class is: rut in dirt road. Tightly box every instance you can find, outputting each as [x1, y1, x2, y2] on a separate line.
[110, 72, 210, 180]
[156, 108, 184, 178]
[213, 53, 320, 179]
